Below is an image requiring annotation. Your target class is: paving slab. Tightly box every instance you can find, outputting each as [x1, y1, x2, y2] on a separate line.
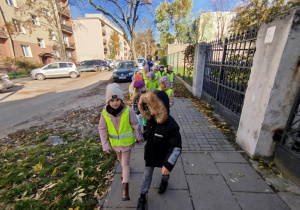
[116, 149, 145, 173]
[210, 152, 248, 163]
[187, 174, 241, 210]
[234, 192, 289, 210]
[102, 173, 144, 208]
[150, 160, 188, 190]
[147, 189, 193, 210]
[278, 192, 300, 210]
[181, 153, 219, 175]
[217, 163, 273, 193]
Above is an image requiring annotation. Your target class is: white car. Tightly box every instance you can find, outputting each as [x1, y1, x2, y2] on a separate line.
[0, 74, 13, 91]
[138, 58, 145, 70]
[30, 62, 80, 80]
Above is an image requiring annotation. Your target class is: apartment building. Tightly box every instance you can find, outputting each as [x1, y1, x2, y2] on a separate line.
[72, 14, 131, 62]
[0, 0, 76, 65]
[198, 11, 236, 43]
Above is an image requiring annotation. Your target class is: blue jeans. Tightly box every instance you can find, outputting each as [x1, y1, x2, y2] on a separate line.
[140, 167, 170, 194]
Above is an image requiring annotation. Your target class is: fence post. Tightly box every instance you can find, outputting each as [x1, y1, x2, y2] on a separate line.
[215, 38, 228, 100]
[192, 43, 207, 97]
[183, 56, 186, 80]
[177, 52, 179, 74]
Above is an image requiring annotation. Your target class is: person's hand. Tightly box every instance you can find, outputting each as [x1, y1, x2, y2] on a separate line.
[161, 166, 170, 175]
[105, 150, 111, 154]
[139, 139, 145, 143]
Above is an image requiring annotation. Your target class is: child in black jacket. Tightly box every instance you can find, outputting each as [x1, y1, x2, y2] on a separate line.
[137, 90, 182, 210]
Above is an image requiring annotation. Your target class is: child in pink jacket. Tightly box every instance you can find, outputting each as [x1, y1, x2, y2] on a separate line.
[98, 83, 144, 201]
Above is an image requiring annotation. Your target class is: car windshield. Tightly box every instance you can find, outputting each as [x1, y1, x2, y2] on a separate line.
[138, 59, 144, 63]
[117, 62, 134, 69]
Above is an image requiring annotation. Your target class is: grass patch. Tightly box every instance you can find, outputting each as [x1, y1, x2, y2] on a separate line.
[173, 66, 193, 85]
[0, 127, 117, 209]
[173, 80, 240, 149]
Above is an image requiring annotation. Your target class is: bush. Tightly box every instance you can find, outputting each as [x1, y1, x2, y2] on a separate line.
[3, 57, 43, 72]
[160, 56, 167, 66]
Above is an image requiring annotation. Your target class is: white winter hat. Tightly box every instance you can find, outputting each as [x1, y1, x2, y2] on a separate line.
[106, 83, 123, 103]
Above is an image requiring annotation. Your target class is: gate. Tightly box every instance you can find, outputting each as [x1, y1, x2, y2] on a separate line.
[274, 88, 300, 185]
[202, 28, 257, 127]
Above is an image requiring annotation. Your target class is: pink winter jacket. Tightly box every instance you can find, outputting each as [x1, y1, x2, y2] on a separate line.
[98, 105, 144, 152]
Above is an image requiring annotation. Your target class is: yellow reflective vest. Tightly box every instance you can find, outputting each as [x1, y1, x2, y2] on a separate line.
[102, 106, 135, 147]
[158, 71, 165, 78]
[142, 72, 148, 85]
[158, 87, 173, 98]
[166, 72, 174, 83]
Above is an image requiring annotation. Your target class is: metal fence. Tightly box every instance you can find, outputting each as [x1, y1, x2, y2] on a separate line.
[275, 87, 300, 185]
[202, 28, 258, 126]
[167, 51, 193, 85]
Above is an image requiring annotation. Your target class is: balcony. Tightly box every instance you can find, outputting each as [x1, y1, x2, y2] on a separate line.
[104, 47, 108, 54]
[0, 26, 8, 39]
[103, 39, 107, 45]
[101, 22, 105, 27]
[102, 28, 106, 36]
[59, 8, 71, 18]
[61, 24, 73, 34]
[65, 42, 75, 50]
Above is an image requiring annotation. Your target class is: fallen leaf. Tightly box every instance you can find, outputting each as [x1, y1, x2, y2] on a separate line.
[51, 167, 58, 177]
[230, 179, 236, 183]
[32, 162, 43, 172]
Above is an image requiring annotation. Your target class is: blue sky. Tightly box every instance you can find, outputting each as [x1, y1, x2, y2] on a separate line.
[70, 0, 213, 19]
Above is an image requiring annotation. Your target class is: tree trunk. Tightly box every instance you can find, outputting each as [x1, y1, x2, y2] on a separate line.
[130, 40, 138, 64]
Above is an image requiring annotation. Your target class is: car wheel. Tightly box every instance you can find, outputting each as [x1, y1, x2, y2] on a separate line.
[70, 72, 78, 79]
[36, 73, 45, 80]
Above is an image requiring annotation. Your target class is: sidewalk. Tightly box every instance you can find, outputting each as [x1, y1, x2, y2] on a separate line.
[100, 98, 290, 210]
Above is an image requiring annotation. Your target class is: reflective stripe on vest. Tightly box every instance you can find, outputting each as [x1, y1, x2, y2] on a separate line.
[102, 106, 135, 147]
[167, 72, 174, 83]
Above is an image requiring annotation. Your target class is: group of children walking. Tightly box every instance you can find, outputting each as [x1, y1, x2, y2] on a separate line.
[98, 63, 182, 210]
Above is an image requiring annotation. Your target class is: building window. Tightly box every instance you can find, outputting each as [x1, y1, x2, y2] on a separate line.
[31, 15, 40, 26]
[49, 30, 56, 40]
[21, 45, 32, 57]
[53, 50, 60, 59]
[63, 35, 69, 46]
[6, 0, 17, 7]
[43, 9, 50, 18]
[13, 19, 26, 34]
[37, 38, 45, 48]
[66, 51, 72, 59]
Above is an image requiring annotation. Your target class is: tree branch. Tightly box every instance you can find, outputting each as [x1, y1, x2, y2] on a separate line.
[131, 0, 140, 33]
[89, 0, 131, 44]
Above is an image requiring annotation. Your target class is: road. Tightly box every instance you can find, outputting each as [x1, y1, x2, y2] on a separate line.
[0, 71, 130, 138]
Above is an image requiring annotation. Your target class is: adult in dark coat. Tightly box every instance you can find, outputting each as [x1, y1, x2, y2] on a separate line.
[144, 55, 154, 72]
[136, 90, 182, 210]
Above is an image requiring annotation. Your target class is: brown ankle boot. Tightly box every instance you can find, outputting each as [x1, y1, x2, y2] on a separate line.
[122, 183, 130, 201]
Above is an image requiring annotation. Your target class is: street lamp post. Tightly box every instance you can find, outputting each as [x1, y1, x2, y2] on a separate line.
[143, 42, 147, 58]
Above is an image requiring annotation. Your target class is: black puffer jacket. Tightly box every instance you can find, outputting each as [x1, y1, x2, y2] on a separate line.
[139, 90, 182, 171]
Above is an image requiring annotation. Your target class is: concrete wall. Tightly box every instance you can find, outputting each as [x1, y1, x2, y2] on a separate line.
[236, 9, 300, 157]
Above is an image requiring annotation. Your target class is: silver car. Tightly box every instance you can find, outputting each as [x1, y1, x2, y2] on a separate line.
[0, 74, 13, 91]
[30, 62, 80, 80]
[138, 58, 145, 70]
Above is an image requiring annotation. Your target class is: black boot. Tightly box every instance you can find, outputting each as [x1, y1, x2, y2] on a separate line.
[158, 180, 168, 194]
[137, 195, 146, 210]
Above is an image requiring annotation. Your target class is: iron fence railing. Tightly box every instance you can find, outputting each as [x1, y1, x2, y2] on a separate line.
[203, 27, 258, 118]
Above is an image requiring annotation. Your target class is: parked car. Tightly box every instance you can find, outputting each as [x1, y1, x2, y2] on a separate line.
[0, 74, 13, 91]
[77, 60, 106, 72]
[30, 62, 80, 80]
[112, 60, 138, 82]
[105, 59, 116, 71]
[137, 58, 145, 70]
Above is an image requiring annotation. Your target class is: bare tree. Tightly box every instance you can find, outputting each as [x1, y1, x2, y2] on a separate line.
[89, 0, 152, 63]
[210, 0, 236, 40]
